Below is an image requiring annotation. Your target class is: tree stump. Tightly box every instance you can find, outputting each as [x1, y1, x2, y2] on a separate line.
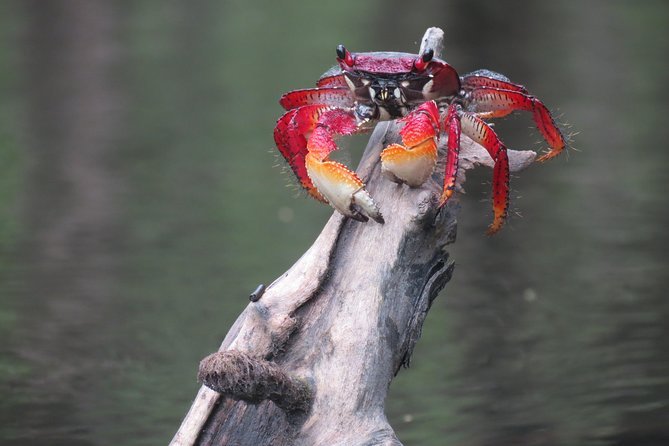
[170, 27, 536, 446]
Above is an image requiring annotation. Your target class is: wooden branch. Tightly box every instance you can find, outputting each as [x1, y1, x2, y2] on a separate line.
[170, 27, 536, 446]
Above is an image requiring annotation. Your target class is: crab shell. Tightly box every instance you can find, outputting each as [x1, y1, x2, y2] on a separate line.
[318, 51, 461, 109]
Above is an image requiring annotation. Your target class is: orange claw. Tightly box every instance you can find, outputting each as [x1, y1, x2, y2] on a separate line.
[304, 111, 383, 223]
[305, 152, 383, 223]
[381, 139, 438, 187]
[380, 101, 440, 187]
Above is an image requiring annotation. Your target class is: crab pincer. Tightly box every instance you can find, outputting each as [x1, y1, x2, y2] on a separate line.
[306, 151, 383, 223]
[304, 117, 383, 223]
[380, 101, 440, 187]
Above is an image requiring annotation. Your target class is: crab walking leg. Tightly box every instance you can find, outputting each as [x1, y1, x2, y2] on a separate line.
[380, 101, 441, 187]
[459, 112, 510, 235]
[279, 87, 354, 110]
[305, 109, 384, 223]
[438, 104, 461, 207]
[316, 73, 348, 88]
[461, 73, 527, 119]
[466, 87, 565, 162]
[461, 70, 529, 94]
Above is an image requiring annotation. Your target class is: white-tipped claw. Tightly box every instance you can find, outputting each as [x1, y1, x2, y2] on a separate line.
[306, 156, 384, 224]
[352, 188, 384, 224]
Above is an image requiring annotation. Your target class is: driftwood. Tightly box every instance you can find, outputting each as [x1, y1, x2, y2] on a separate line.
[170, 27, 536, 446]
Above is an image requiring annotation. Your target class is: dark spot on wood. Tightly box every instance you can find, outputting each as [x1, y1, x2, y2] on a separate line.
[249, 284, 266, 302]
[199, 350, 313, 416]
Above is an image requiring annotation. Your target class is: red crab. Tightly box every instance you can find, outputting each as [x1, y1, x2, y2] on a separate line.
[274, 44, 565, 234]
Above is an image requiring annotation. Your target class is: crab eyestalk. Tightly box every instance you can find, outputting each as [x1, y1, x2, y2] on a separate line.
[413, 48, 434, 71]
[336, 44, 354, 67]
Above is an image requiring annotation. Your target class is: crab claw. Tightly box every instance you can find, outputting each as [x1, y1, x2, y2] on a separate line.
[306, 152, 384, 223]
[381, 140, 437, 187]
[380, 101, 440, 187]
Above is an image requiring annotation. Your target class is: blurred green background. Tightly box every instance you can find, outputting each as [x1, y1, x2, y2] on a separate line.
[1, 1, 668, 445]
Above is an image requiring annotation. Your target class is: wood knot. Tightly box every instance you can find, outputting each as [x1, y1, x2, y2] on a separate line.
[198, 350, 313, 415]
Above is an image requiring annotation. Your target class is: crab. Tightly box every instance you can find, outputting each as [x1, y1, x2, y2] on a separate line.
[274, 44, 565, 234]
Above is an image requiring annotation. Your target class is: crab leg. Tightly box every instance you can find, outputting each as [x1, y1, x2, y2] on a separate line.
[316, 73, 348, 88]
[461, 71, 528, 119]
[462, 70, 529, 94]
[380, 101, 441, 188]
[466, 86, 565, 162]
[280, 87, 354, 110]
[439, 104, 461, 207]
[459, 112, 510, 235]
[305, 108, 383, 223]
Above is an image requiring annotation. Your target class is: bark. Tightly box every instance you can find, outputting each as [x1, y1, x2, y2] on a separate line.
[171, 27, 536, 446]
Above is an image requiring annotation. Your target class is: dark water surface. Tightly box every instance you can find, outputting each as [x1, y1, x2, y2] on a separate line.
[1, 1, 668, 445]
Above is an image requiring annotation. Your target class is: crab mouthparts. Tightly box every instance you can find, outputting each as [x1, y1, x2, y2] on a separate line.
[368, 81, 407, 119]
[370, 82, 402, 104]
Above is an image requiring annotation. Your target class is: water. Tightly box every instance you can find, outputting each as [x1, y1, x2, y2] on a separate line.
[1, 1, 668, 445]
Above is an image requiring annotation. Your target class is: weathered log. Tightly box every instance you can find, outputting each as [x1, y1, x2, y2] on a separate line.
[170, 27, 536, 446]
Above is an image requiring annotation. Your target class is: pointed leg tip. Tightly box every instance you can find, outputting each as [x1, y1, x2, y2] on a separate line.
[536, 141, 566, 162]
[485, 218, 505, 236]
[438, 187, 456, 208]
[485, 226, 502, 236]
[536, 151, 559, 163]
[536, 151, 551, 163]
[486, 213, 507, 235]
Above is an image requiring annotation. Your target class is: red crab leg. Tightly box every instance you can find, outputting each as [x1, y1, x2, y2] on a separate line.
[439, 103, 461, 207]
[280, 87, 354, 111]
[467, 87, 565, 162]
[305, 108, 383, 223]
[459, 112, 510, 235]
[461, 72, 529, 119]
[461, 71, 529, 94]
[380, 101, 441, 188]
[316, 73, 348, 88]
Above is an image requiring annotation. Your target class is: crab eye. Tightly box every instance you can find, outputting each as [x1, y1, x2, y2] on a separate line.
[336, 44, 355, 67]
[414, 48, 434, 71]
[336, 44, 346, 60]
